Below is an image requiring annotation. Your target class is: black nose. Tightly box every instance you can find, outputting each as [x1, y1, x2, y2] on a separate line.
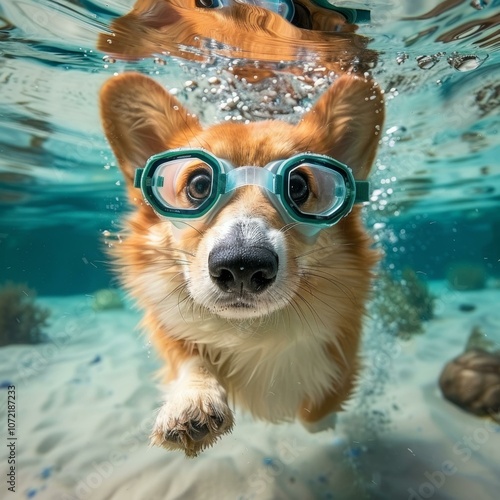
[208, 244, 279, 294]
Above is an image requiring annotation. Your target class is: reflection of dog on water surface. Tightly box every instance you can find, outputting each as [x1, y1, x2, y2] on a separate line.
[98, 0, 377, 76]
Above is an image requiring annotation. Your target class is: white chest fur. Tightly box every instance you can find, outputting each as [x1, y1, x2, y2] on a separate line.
[190, 318, 342, 422]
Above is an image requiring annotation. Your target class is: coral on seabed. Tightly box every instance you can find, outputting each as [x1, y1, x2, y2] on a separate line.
[91, 288, 124, 311]
[0, 282, 50, 346]
[446, 261, 487, 291]
[373, 268, 435, 339]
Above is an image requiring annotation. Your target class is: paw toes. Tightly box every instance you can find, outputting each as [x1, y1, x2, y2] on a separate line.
[163, 429, 183, 444]
[204, 410, 227, 432]
[189, 421, 210, 442]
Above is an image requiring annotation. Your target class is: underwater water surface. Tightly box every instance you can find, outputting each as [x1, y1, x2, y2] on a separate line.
[0, 0, 500, 499]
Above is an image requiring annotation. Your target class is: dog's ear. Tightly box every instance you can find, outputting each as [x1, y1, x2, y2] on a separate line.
[99, 72, 202, 184]
[299, 75, 384, 179]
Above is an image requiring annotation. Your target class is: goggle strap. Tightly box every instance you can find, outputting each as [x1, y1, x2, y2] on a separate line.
[311, 2, 371, 23]
[134, 168, 144, 189]
[354, 181, 370, 203]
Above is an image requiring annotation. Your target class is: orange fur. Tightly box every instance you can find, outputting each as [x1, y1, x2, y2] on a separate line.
[100, 71, 384, 456]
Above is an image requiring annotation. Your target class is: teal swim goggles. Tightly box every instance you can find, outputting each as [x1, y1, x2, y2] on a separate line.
[134, 149, 369, 235]
[195, 0, 370, 24]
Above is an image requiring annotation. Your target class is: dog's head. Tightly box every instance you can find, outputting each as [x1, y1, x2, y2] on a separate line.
[100, 73, 383, 323]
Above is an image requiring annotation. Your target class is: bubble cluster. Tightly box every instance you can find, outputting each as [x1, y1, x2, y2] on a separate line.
[161, 59, 335, 123]
[414, 51, 488, 73]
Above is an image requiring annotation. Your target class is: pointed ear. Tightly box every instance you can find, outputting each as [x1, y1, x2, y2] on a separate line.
[299, 75, 384, 179]
[99, 72, 202, 184]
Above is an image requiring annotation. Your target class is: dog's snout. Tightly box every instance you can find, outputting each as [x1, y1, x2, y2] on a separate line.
[208, 245, 278, 294]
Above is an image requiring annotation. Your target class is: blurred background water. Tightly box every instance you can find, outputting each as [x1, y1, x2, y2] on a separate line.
[0, 0, 499, 295]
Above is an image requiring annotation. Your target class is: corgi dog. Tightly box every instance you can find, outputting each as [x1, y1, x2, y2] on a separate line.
[100, 71, 384, 457]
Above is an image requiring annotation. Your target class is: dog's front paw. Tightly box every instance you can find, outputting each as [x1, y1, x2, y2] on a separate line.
[150, 382, 234, 457]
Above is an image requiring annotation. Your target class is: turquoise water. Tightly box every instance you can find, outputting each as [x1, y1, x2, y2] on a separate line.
[0, 1, 500, 498]
[1, 0, 499, 294]
[0, 0, 499, 293]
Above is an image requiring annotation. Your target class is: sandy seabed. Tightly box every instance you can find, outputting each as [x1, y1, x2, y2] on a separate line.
[1, 282, 499, 500]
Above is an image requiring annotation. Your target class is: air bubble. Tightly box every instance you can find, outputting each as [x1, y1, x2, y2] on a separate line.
[208, 76, 221, 85]
[396, 53, 408, 65]
[447, 53, 487, 72]
[184, 80, 198, 90]
[416, 55, 439, 70]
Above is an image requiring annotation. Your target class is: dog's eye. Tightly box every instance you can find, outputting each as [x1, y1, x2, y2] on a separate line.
[289, 172, 310, 205]
[186, 169, 212, 202]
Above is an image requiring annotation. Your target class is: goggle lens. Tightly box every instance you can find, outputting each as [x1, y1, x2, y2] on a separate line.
[286, 163, 347, 218]
[151, 159, 215, 212]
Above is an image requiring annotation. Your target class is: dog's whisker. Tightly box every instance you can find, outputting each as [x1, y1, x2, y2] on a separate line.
[294, 246, 330, 259]
[172, 220, 205, 238]
[303, 263, 370, 272]
[177, 294, 195, 324]
[301, 277, 362, 331]
[164, 247, 197, 257]
[294, 242, 363, 262]
[267, 284, 315, 336]
[278, 222, 298, 233]
[155, 281, 188, 308]
[299, 268, 362, 304]
[298, 279, 344, 310]
[293, 292, 327, 336]
[148, 258, 193, 267]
